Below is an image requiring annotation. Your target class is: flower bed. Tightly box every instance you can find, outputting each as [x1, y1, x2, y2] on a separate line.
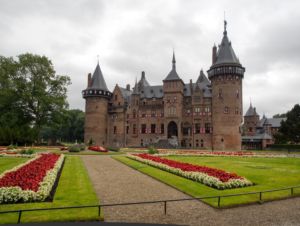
[158, 150, 255, 157]
[88, 146, 108, 152]
[0, 153, 64, 203]
[127, 154, 253, 190]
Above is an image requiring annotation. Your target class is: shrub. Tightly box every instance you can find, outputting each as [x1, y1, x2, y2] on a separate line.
[7, 144, 17, 150]
[107, 147, 120, 152]
[20, 149, 35, 155]
[78, 144, 86, 151]
[69, 146, 81, 152]
[147, 146, 158, 154]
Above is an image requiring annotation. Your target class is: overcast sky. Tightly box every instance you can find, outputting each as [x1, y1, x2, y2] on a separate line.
[1, 0, 299, 117]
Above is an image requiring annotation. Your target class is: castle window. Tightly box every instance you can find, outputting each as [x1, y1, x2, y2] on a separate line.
[224, 106, 229, 114]
[205, 107, 210, 113]
[161, 124, 164, 134]
[141, 139, 144, 146]
[194, 107, 200, 113]
[168, 107, 176, 116]
[133, 109, 136, 118]
[133, 124, 137, 134]
[151, 124, 156, 134]
[118, 102, 121, 106]
[200, 139, 204, 147]
[195, 123, 200, 134]
[205, 123, 211, 134]
[142, 112, 146, 118]
[126, 126, 129, 134]
[173, 96, 177, 103]
[235, 107, 239, 114]
[114, 95, 118, 101]
[141, 124, 146, 134]
[143, 101, 146, 105]
[151, 110, 156, 117]
[236, 89, 239, 98]
[113, 126, 117, 134]
[196, 139, 199, 147]
[218, 89, 223, 99]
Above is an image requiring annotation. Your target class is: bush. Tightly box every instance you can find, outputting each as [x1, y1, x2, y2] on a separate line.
[147, 146, 159, 154]
[69, 145, 81, 152]
[267, 144, 300, 151]
[107, 147, 120, 152]
[78, 144, 86, 151]
[20, 149, 35, 155]
[7, 144, 17, 150]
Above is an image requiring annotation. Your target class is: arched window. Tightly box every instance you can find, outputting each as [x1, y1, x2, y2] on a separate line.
[133, 109, 136, 118]
[218, 88, 222, 99]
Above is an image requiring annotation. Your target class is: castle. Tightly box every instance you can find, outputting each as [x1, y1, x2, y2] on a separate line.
[82, 21, 246, 151]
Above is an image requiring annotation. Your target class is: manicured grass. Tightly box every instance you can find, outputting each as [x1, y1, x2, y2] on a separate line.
[0, 157, 29, 173]
[113, 155, 300, 207]
[0, 156, 101, 224]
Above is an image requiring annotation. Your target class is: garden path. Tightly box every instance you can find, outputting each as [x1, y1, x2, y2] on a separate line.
[81, 155, 300, 226]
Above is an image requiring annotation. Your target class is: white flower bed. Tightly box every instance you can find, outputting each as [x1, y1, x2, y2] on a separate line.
[0, 154, 65, 204]
[127, 154, 253, 190]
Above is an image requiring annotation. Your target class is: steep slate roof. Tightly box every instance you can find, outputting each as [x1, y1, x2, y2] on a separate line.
[164, 52, 181, 81]
[89, 63, 109, 91]
[196, 69, 210, 85]
[213, 21, 240, 66]
[138, 73, 150, 87]
[119, 87, 132, 102]
[242, 133, 273, 141]
[140, 85, 164, 98]
[245, 103, 259, 117]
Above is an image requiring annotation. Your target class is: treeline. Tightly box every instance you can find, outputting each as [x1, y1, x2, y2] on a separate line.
[274, 104, 300, 144]
[0, 53, 84, 145]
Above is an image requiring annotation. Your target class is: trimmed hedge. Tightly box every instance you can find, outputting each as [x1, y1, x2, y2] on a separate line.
[267, 144, 300, 150]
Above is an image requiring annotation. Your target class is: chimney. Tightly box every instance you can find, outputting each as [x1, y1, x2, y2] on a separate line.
[87, 73, 92, 87]
[212, 44, 217, 64]
[190, 79, 193, 95]
[126, 84, 130, 91]
[141, 71, 145, 79]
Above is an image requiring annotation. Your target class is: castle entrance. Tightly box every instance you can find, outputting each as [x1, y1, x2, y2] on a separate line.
[167, 121, 178, 138]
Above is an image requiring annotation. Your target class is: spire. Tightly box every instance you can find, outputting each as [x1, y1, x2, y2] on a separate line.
[164, 51, 181, 81]
[223, 20, 227, 35]
[172, 50, 176, 70]
[132, 77, 139, 95]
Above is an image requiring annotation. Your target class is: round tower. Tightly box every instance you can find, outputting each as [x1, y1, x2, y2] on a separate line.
[82, 62, 112, 146]
[207, 21, 245, 151]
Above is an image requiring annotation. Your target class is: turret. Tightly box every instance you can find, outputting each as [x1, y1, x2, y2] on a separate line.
[82, 61, 112, 145]
[207, 20, 245, 151]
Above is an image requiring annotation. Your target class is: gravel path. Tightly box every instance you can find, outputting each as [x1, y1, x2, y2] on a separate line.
[81, 155, 300, 226]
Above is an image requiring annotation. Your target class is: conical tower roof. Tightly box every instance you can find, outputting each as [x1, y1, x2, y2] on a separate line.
[164, 51, 181, 81]
[90, 62, 109, 91]
[213, 20, 240, 66]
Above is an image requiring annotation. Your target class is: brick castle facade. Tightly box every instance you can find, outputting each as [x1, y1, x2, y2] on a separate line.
[82, 21, 246, 151]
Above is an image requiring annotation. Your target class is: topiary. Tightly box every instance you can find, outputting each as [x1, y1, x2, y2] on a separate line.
[69, 145, 81, 152]
[107, 147, 120, 152]
[147, 146, 159, 154]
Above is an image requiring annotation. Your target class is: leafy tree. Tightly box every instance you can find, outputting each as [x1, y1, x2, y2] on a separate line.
[274, 104, 300, 144]
[0, 53, 71, 145]
[273, 113, 287, 118]
[40, 109, 84, 144]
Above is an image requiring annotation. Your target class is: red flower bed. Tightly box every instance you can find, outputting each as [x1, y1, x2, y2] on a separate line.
[0, 154, 60, 191]
[88, 146, 108, 152]
[135, 154, 242, 182]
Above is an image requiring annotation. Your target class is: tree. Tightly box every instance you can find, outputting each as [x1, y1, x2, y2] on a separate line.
[40, 109, 84, 144]
[0, 53, 71, 145]
[273, 113, 287, 118]
[275, 104, 300, 144]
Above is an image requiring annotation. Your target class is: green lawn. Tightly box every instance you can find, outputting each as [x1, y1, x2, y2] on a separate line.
[113, 155, 300, 207]
[0, 156, 101, 224]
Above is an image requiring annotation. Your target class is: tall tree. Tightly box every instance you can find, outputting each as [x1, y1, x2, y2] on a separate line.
[275, 104, 300, 144]
[0, 53, 71, 145]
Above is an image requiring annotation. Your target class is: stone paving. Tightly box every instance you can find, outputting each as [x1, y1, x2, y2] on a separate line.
[81, 155, 300, 226]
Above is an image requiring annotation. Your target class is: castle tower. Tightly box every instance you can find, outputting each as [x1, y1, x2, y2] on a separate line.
[163, 51, 185, 143]
[207, 21, 245, 151]
[82, 62, 112, 145]
[243, 102, 260, 136]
